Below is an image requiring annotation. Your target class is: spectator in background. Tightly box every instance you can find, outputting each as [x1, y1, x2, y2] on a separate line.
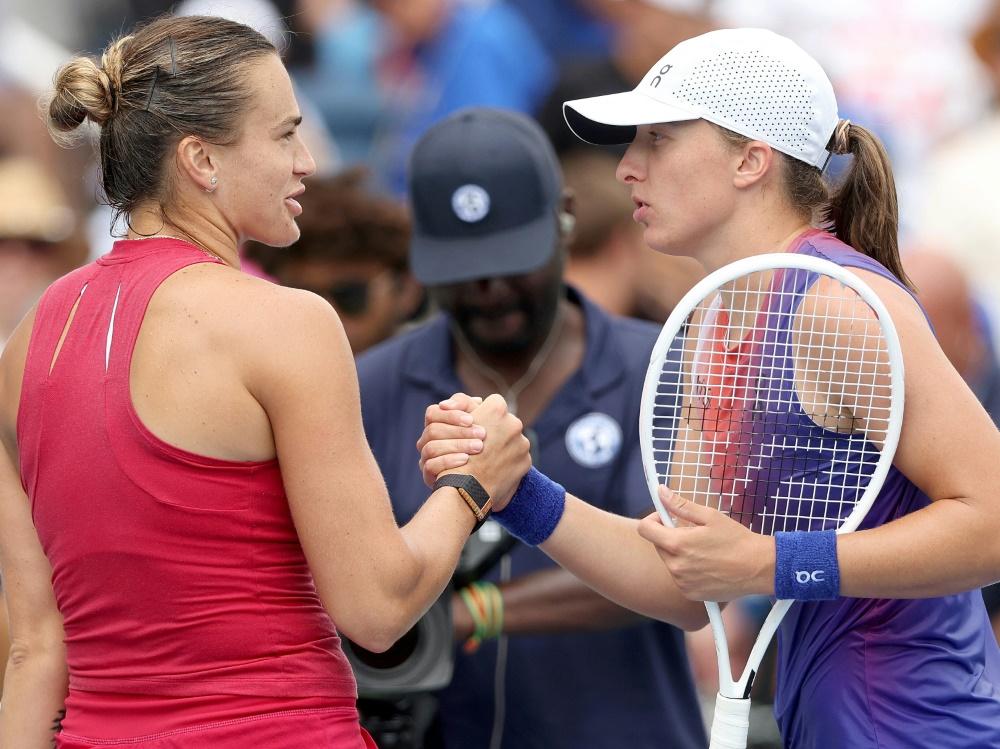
[904, 248, 1000, 640]
[246, 169, 423, 355]
[560, 149, 703, 321]
[915, 0, 1000, 352]
[300, 0, 554, 194]
[904, 249, 1000, 427]
[0, 158, 84, 345]
[357, 108, 705, 749]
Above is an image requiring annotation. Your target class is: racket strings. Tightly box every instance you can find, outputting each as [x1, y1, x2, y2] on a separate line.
[651, 267, 894, 534]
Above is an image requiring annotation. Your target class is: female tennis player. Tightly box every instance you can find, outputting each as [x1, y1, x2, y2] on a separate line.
[421, 28, 1000, 748]
[0, 15, 530, 749]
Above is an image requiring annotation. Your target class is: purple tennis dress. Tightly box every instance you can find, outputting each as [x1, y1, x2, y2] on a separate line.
[765, 230, 1000, 748]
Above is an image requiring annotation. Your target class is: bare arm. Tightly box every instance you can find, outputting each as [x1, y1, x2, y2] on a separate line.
[539, 497, 707, 630]
[833, 273, 1000, 597]
[248, 291, 530, 652]
[0, 312, 69, 748]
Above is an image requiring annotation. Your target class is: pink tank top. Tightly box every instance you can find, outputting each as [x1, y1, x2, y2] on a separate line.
[17, 238, 358, 736]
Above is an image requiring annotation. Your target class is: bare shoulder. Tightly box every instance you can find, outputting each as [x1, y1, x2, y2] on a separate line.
[846, 269, 929, 331]
[154, 262, 346, 351]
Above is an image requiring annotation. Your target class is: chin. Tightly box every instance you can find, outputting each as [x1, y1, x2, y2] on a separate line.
[645, 229, 697, 259]
[249, 223, 301, 249]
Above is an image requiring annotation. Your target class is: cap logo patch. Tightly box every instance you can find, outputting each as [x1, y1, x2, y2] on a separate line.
[452, 184, 491, 223]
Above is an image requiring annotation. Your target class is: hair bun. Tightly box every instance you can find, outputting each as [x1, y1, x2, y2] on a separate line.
[46, 35, 132, 137]
[47, 56, 116, 134]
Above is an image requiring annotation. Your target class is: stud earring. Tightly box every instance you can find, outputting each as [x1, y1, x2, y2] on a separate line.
[206, 175, 218, 193]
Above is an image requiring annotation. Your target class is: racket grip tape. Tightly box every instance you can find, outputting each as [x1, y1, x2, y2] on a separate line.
[709, 693, 752, 749]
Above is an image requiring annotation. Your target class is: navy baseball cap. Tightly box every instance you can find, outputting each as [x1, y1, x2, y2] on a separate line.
[408, 107, 563, 285]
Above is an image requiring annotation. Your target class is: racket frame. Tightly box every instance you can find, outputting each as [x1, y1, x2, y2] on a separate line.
[638, 253, 905, 741]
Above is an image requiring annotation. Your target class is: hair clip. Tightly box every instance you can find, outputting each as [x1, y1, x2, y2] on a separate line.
[144, 66, 161, 112]
[144, 37, 177, 112]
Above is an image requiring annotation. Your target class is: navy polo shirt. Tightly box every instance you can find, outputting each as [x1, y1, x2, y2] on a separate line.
[356, 290, 706, 749]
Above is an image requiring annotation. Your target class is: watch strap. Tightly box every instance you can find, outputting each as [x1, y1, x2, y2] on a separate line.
[433, 473, 493, 532]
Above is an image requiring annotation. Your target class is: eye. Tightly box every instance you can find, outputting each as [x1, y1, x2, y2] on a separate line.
[649, 128, 667, 143]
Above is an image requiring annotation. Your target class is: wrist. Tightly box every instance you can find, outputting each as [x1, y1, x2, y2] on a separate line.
[774, 530, 841, 600]
[754, 535, 777, 596]
[451, 592, 475, 641]
[433, 473, 492, 533]
[457, 581, 504, 653]
[492, 468, 566, 546]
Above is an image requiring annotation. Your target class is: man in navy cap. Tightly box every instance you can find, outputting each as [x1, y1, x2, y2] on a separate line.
[355, 107, 705, 749]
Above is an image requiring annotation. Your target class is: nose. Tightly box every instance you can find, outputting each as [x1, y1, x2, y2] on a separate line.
[473, 276, 514, 298]
[296, 139, 317, 179]
[460, 276, 517, 306]
[616, 140, 644, 185]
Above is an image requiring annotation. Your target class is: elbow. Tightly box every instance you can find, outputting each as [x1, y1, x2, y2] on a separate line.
[663, 601, 710, 632]
[331, 595, 419, 654]
[339, 615, 413, 655]
[676, 610, 710, 633]
[6, 632, 66, 675]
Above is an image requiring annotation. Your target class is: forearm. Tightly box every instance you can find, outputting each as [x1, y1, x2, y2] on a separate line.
[0, 646, 68, 749]
[453, 568, 642, 640]
[838, 498, 1000, 598]
[390, 487, 476, 629]
[540, 495, 707, 630]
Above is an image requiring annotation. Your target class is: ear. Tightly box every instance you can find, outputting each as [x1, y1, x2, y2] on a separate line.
[732, 140, 776, 190]
[558, 189, 577, 240]
[175, 135, 218, 194]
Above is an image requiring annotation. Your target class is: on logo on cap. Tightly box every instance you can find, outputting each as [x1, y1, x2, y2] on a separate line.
[452, 184, 491, 223]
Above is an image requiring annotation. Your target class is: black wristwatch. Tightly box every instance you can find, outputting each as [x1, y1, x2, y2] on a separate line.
[433, 474, 492, 533]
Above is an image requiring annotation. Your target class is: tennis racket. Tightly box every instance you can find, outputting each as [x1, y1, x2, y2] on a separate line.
[638, 253, 904, 749]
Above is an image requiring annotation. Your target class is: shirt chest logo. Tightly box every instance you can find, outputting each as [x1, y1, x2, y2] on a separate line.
[565, 412, 622, 468]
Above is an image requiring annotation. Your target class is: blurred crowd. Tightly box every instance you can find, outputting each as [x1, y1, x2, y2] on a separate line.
[4, 0, 1000, 746]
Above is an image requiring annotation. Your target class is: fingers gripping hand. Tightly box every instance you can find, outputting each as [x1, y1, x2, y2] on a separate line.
[637, 486, 771, 601]
[439, 394, 531, 511]
[428, 393, 482, 421]
[418, 394, 485, 487]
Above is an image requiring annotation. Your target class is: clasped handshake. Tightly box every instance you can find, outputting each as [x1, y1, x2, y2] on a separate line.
[416, 392, 528, 511]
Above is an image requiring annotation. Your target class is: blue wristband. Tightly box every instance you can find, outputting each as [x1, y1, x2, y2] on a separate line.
[774, 530, 840, 601]
[493, 467, 566, 546]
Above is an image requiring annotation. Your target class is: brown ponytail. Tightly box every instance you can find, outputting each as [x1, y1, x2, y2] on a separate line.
[820, 123, 911, 288]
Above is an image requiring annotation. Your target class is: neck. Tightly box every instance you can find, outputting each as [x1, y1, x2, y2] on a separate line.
[694, 204, 812, 274]
[127, 203, 241, 269]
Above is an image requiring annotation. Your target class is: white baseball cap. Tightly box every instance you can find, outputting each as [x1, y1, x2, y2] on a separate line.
[563, 28, 839, 169]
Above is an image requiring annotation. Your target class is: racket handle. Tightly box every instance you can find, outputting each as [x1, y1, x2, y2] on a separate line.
[708, 693, 752, 749]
